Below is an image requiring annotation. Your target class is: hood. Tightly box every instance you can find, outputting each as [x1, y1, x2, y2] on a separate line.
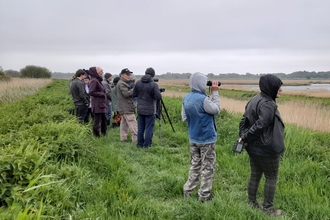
[88, 67, 102, 81]
[189, 72, 207, 93]
[141, 74, 153, 83]
[259, 74, 283, 101]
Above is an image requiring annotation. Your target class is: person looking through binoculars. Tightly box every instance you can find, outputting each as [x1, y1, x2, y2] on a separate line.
[182, 72, 221, 202]
[133, 67, 162, 148]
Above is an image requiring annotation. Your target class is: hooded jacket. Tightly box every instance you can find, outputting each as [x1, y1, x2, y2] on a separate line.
[117, 76, 135, 114]
[133, 74, 162, 115]
[181, 72, 221, 144]
[239, 74, 285, 156]
[88, 67, 107, 114]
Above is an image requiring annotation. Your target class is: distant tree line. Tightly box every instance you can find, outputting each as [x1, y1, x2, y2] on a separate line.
[2, 65, 330, 80]
[1, 65, 52, 80]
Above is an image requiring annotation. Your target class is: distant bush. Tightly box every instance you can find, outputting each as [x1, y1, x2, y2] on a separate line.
[20, 65, 51, 79]
[0, 67, 11, 81]
[4, 69, 20, 77]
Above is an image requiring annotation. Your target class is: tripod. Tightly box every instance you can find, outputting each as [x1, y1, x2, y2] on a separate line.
[156, 98, 175, 143]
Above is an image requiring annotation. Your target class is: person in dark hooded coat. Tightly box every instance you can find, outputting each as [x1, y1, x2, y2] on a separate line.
[133, 67, 162, 148]
[89, 66, 108, 137]
[238, 74, 285, 217]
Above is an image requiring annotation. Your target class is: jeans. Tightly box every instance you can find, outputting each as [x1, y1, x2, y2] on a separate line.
[137, 114, 156, 147]
[106, 102, 112, 122]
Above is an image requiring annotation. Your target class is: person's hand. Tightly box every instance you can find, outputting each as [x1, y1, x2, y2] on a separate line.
[211, 80, 219, 91]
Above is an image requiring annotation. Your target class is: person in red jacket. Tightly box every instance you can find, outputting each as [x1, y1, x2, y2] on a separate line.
[89, 66, 108, 137]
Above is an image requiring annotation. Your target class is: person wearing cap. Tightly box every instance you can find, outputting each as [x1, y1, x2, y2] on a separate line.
[89, 66, 108, 137]
[133, 67, 162, 148]
[117, 68, 138, 142]
[238, 74, 284, 216]
[102, 72, 113, 126]
[70, 69, 89, 123]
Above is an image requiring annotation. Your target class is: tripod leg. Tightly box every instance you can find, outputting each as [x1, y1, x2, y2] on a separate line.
[161, 99, 175, 132]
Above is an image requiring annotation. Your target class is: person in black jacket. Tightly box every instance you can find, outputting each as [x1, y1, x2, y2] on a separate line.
[238, 74, 285, 217]
[133, 67, 162, 148]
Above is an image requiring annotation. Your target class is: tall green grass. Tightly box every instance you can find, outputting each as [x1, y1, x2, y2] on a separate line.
[0, 79, 329, 219]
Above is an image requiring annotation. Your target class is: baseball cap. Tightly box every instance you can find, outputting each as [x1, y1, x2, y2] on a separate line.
[120, 68, 133, 75]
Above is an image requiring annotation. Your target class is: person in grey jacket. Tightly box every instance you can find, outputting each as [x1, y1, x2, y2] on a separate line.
[117, 68, 137, 142]
[238, 74, 285, 217]
[133, 67, 162, 148]
[102, 72, 112, 126]
[70, 69, 89, 123]
[182, 72, 221, 202]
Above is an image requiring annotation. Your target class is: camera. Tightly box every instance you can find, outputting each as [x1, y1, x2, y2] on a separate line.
[206, 80, 221, 86]
[153, 78, 159, 82]
[232, 140, 244, 153]
[159, 88, 165, 93]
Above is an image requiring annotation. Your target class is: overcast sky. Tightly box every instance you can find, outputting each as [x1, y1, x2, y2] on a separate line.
[1, 0, 330, 75]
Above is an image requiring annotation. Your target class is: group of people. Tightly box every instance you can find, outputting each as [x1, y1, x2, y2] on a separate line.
[71, 69, 285, 217]
[182, 73, 284, 217]
[69, 66, 162, 147]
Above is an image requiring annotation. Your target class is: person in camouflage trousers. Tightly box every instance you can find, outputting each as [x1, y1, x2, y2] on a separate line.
[182, 72, 221, 202]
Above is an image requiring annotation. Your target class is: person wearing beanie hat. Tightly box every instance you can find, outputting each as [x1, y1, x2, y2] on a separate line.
[182, 73, 221, 202]
[145, 67, 155, 77]
[89, 66, 108, 137]
[117, 68, 138, 142]
[238, 74, 284, 216]
[102, 72, 113, 126]
[133, 67, 162, 148]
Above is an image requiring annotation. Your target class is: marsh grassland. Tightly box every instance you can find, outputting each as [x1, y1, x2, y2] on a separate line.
[159, 79, 330, 133]
[0, 78, 52, 105]
[0, 79, 329, 219]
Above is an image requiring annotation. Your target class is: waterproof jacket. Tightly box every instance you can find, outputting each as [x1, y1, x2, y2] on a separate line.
[117, 77, 135, 114]
[102, 79, 112, 103]
[110, 84, 119, 112]
[70, 78, 89, 106]
[133, 74, 162, 115]
[89, 67, 107, 114]
[239, 74, 285, 156]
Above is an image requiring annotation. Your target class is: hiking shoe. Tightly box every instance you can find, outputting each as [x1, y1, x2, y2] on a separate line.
[183, 191, 191, 199]
[199, 194, 213, 203]
[249, 202, 262, 210]
[263, 207, 283, 217]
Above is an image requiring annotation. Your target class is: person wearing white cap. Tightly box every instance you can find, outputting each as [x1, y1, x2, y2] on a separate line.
[117, 68, 138, 142]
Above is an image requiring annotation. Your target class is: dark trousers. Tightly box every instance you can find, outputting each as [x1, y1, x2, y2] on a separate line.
[137, 114, 156, 147]
[248, 154, 280, 209]
[93, 113, 107, 138]
[76, 105, 88, 124]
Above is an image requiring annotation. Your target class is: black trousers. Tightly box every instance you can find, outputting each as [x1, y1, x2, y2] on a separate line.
[93, 113, 107, 138]
[248, 154, 280, 209]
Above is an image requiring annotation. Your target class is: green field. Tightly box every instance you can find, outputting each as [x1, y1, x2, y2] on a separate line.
[0, 79, 329, 219]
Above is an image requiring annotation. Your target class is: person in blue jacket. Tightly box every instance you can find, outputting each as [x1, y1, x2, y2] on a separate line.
[182, 72, 221, 202]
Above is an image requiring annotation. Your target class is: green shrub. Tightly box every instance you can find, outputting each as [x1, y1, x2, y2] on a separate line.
[20, 65, 51, 79]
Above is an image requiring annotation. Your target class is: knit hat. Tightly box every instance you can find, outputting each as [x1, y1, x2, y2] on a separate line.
[104, 73, 112, 79]
[113, 77, 120, 85]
